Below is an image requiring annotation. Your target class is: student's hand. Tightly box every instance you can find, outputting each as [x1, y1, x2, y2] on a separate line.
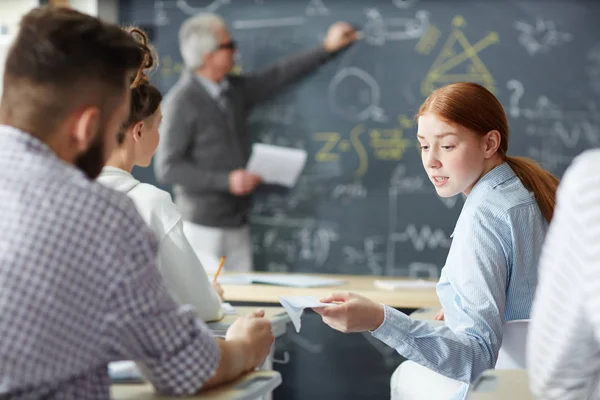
[313, 292, 385, 333]
[434, 309, 444, 321]
[226, 310, 274, 370]
[212, 282, 225, 301]
[323, 22, 358, 52]
[229, 169, 261, 196]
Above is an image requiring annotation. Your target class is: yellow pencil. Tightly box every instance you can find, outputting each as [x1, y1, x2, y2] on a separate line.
[213, 256, 226, 284]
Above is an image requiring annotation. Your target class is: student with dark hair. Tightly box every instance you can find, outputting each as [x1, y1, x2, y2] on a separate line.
[98, 28, 224, 322]
[313, 82, 558, 399]
[0, 7, 272, 399]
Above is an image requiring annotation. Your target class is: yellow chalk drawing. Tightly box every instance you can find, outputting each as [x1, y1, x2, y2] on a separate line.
[415, 24, 441, 55]
[313, 116, 413, 178]
[421, 16, 499, 96]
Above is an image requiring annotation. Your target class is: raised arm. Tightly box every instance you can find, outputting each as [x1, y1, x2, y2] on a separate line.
[240, 22, 357, 108]
[528, 153, 600, 400]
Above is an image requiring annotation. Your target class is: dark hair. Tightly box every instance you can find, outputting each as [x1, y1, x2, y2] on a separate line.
[417, 82, 559, 222]
[116, 27, 163, 144]
[0, 6, 146, 137]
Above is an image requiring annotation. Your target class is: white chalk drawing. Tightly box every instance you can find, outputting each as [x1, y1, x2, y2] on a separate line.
[506, 79, 600, 171]
[297, 226, 339, 267]
[363, 9, 429, 46]
[176, 0, 230, 14]
[408, 262, 439, 280]
[154, 0, 170, 26]
[390, 225, 452, 252]
[514, 18, 572, 56]
[249, 103, 297, 126]
[328, 67, 387, 122]
[232, 17, 306, 30]
[588, 44, 600, 95]
[389, 164, 427, 194]
[331, 182, 368, 201]
[393, 0, 419, 9]
[342, 237, 385, 275]
[305, 0, 330, 16]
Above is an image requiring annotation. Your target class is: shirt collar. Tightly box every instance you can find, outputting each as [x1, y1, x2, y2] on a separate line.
[101, 165, 134, 178]
[473, 162, 516, 192]
[195, 74, 229, 100]
[0, 124, 55, 157]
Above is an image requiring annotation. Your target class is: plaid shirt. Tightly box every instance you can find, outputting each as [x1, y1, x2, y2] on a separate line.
[0, 126, 220, 399]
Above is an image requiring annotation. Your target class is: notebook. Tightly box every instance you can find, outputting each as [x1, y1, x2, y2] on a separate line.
[374, 279, 438, 290]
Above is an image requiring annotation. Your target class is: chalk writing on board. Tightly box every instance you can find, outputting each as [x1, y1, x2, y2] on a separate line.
[342, 236, 386, 275]
[390, 224, 452, 252]
[331, 181, 368, 201]
[154, 1, 169, 26]
[249, 102, 297, 126]
[313, 117, 413, 177]
[305, 0, 329, 16]
[160, 55, 184, 79]
[175, 0, 230, 15]
[233, 17, 306, 30]
[421, 16, 498, 96]
[514, 18, 572, 57]
[506, 79, 600, 172]
[328, 67, 387, 122]
[363, 9, 429, 46]
[389, 164, 427, 194]
[408, 262, 440, 279]
[393, 0, 420, 9]
[588, 44, 600, 95]
[415, 24, 441, 55]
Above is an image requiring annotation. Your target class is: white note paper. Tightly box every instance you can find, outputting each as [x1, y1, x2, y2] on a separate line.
[246, 143, 307, 187]
[279, 296, 333, 333]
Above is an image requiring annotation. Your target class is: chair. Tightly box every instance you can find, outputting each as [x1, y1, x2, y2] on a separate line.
[495, 319, 530, 370]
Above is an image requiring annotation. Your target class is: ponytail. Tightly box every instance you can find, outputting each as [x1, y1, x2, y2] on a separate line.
[505, 156, 559, 223]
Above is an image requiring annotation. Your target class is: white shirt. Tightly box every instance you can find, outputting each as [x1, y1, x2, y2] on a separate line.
[98, 166, 223, 322]
[528, 149, 600, 399]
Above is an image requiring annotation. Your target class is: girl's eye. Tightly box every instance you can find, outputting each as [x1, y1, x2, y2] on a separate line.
[441, 145, 454, 150]
[419, 145, 429, 150]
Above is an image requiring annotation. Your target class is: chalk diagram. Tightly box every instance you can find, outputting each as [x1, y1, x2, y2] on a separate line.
[154, 0, 231, 26]
[507, 79, 600, 172]
[363, 9, 430, 46]
[328, 67, 387, 122]
[421, 16, 498, 96]
[305, 0, 329, 16]
[393, 0, 419, 9]
[588, 44, 600, 95]
[514, 18, 572, 57]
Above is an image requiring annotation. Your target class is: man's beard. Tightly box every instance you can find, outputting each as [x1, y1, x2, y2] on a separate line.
[74, 132, 105, 180]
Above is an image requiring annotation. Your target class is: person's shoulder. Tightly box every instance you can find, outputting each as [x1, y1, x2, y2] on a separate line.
[129, 183, 181, 235]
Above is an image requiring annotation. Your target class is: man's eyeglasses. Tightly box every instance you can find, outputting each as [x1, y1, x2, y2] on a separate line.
[217, 41, 237, 51]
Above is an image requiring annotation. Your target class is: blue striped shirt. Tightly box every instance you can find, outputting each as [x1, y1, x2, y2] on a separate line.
[372, 162, 548, 399]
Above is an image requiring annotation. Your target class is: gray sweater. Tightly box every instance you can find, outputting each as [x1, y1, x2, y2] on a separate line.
[154, 46, 332, 227]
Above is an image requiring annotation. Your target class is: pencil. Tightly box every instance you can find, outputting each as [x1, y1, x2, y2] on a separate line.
[213, 256, 226, 284]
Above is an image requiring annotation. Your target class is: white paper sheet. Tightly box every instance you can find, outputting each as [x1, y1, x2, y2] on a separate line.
[374, 279, 438, 290]
[246, 143, 307, 187]
[279, 296, 333, 332]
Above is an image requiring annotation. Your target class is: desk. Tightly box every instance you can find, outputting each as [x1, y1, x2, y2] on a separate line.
[221, 273, 440, 309]
[467, 369, 532, 400]
[111, 370, 282, 400]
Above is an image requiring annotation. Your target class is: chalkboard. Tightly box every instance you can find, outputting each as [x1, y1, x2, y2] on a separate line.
[120, 0, 600, 278]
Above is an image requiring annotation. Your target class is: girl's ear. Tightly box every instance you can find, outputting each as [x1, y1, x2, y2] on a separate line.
[132, 121, 144, 142]
[483, 130, 501, 159]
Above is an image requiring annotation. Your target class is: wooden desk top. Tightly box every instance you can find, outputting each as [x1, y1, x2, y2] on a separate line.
[468, 369, 532, 400]
[111, 370, 281, 400]
[221, 273, 440, 309]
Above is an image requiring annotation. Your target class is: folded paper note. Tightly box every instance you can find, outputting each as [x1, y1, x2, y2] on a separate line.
[279, 295, 333, 332]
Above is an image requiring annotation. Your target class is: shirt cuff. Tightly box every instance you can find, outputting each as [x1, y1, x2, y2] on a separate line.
[371, 305, 412, 349]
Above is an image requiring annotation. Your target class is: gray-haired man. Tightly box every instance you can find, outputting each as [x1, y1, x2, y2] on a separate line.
[155, 13, 357, 271]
